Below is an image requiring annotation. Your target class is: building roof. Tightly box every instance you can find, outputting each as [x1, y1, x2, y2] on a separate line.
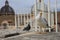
[0, 0, 15, 15]
[31, 2, 48, 14]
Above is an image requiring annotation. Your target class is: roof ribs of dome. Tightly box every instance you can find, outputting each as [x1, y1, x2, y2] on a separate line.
[0, 0, 15, 15]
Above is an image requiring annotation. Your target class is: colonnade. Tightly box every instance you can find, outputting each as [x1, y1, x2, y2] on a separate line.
[15, 0, 58, 32]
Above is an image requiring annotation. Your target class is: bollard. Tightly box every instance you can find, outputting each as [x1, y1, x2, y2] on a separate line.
[49, 28, 51, 32]
[42, 28, 45, 32]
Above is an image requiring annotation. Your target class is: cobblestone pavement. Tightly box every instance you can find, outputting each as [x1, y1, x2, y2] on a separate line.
[0, 29, 60, 40]
[0, 32, 60, 40]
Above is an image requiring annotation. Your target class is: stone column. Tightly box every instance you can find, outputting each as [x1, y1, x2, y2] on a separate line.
[24, 13, 25, 26]
[51, 12, 54, 27]
[21, 14, 22, 26]
[27, 13, 28, 24]
[30, 12, 32, 27]
[18, 14, 20, 28]
[15, 14, 17, 29]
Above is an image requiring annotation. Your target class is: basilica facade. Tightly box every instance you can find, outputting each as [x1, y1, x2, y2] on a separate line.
[0, 0, 15, 29]
[0, 0, 60, 32]
[0, 0, 34, 29]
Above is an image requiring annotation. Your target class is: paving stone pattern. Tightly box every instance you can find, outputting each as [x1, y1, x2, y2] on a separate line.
[0, 29, 60, 40]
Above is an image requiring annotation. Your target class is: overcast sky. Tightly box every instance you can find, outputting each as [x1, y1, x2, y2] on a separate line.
[0, 0, 60, 14]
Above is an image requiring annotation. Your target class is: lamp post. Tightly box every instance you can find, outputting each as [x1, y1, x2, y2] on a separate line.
[55, 0, 58, 32]
[41, 0, 44, 18]
[48, 0, 51, 27]
[35, 0, 37, 31]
